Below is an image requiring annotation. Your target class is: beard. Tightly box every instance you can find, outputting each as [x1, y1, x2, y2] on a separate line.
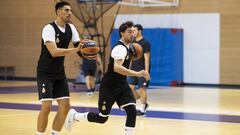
[125, 37, 134, 44]
[64, 16, 72, 23]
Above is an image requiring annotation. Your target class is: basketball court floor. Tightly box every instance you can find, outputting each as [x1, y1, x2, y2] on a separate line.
[0, 81, 240, 135]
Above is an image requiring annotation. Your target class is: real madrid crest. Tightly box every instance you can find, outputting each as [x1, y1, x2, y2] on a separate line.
[102, 101, 107, 111]
[42, 83, 46, 93]
[102, 105, 106, 111]
[56, 37, 60, 43]
[42, 87, 46, 93]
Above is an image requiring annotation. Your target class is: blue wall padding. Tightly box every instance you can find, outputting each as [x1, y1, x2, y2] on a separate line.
[111, 28, 183, 86]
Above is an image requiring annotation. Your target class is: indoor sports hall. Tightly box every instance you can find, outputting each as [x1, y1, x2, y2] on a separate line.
[0, 0, 240, 135]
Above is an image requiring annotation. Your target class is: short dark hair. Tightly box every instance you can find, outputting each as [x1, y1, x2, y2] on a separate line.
[134, 24, 143, 32]
[119, 21, 134, 38]
[55, 1, 70, 14]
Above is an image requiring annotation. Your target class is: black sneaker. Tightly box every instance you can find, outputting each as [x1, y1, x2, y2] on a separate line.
[137, 110, 146, 116]
[86, 90, 93, 97]
[144, 103, 149, 112]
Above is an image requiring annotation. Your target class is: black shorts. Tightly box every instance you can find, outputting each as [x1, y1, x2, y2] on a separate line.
[127, 76, 149, 88]
[97, 81, 136, 116]
[82, 59, 97, 77]
[37, 73, 69, 101]
[82, 68, 96, 77]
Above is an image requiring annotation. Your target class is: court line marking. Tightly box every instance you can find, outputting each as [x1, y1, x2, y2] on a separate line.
[0, 112, 36, 117]
[1, 102, 240, 123]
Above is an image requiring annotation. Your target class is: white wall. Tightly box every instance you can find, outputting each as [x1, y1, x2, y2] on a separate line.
[114, 13, 220, 84]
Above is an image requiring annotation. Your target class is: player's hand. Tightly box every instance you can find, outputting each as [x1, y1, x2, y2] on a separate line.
[137, 70, 150, 81]
[80, 39, 92, 45]
[79, 39, 95, 52]
[76, 43, 81, 52]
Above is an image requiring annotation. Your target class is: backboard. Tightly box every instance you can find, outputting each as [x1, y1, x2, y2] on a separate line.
[118, 0, 179, 7]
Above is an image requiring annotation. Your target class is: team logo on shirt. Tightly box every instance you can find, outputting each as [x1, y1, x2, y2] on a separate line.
[56, 37, 60, 43]
[56, 34, 60, 43]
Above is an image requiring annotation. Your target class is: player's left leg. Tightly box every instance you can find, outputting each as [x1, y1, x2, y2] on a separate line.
[86, 68, 96, 96]
[52, 99, 70, 134]
[36, 76, 54, 135]
[85, 75, 93, 96]
[89, 75, 96, 92]
[51, 78, 70, 134]
[37, 100, 52, 134]
[118, 85, 137, 135]
[137, 77, 149, 116]
[138, 87, 149, 113]
[123, 105, 137, 135]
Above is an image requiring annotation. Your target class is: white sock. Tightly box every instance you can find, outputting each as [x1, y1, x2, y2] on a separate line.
[135, 99, 141, 110]
[36, 131, 44, 135]
[125, 127, 134, 135]
[51, 130, 60, 135]
[74, 112, 89, 122]
[139, 103, 145, 112]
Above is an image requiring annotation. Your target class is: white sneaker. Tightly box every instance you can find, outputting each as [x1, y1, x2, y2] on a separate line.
[86, 91, 94, 97]
[64, 109, 77, 132]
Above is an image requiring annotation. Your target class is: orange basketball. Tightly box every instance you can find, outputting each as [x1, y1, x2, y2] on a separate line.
[80, 41, 100, 60]
[131, 43, 143, 60]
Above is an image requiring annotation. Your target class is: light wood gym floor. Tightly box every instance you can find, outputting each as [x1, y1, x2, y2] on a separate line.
[0, 81, 240, 135]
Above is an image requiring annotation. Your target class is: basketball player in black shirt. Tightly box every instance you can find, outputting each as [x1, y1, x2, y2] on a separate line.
[64, 21, 150, 135]
[127, 24, 151, 116]
[36, 2, 83, 135]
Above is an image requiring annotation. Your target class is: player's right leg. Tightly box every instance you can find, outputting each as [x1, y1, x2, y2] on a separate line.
[37, 74, 54, 134]
[83, 67, 93, 96]
[64, 87, 114, 131]
[64, 109, 110, 131]
[37, 100, 52, 134]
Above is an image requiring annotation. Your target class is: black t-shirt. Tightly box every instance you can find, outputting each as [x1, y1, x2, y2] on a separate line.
[102, 41, 132, 88]
[37, 22, 72, 79]
[131, 37, 151, 71]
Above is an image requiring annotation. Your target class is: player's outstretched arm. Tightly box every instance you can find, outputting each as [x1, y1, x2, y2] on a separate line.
[114, 59, 150, 80]
[45, 41, 79, 57]
[138, 70, 151, 81]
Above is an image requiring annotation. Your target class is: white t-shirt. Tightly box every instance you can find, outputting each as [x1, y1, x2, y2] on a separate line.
[111, 43, 129, 60]
[42, 21, 80, 44]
